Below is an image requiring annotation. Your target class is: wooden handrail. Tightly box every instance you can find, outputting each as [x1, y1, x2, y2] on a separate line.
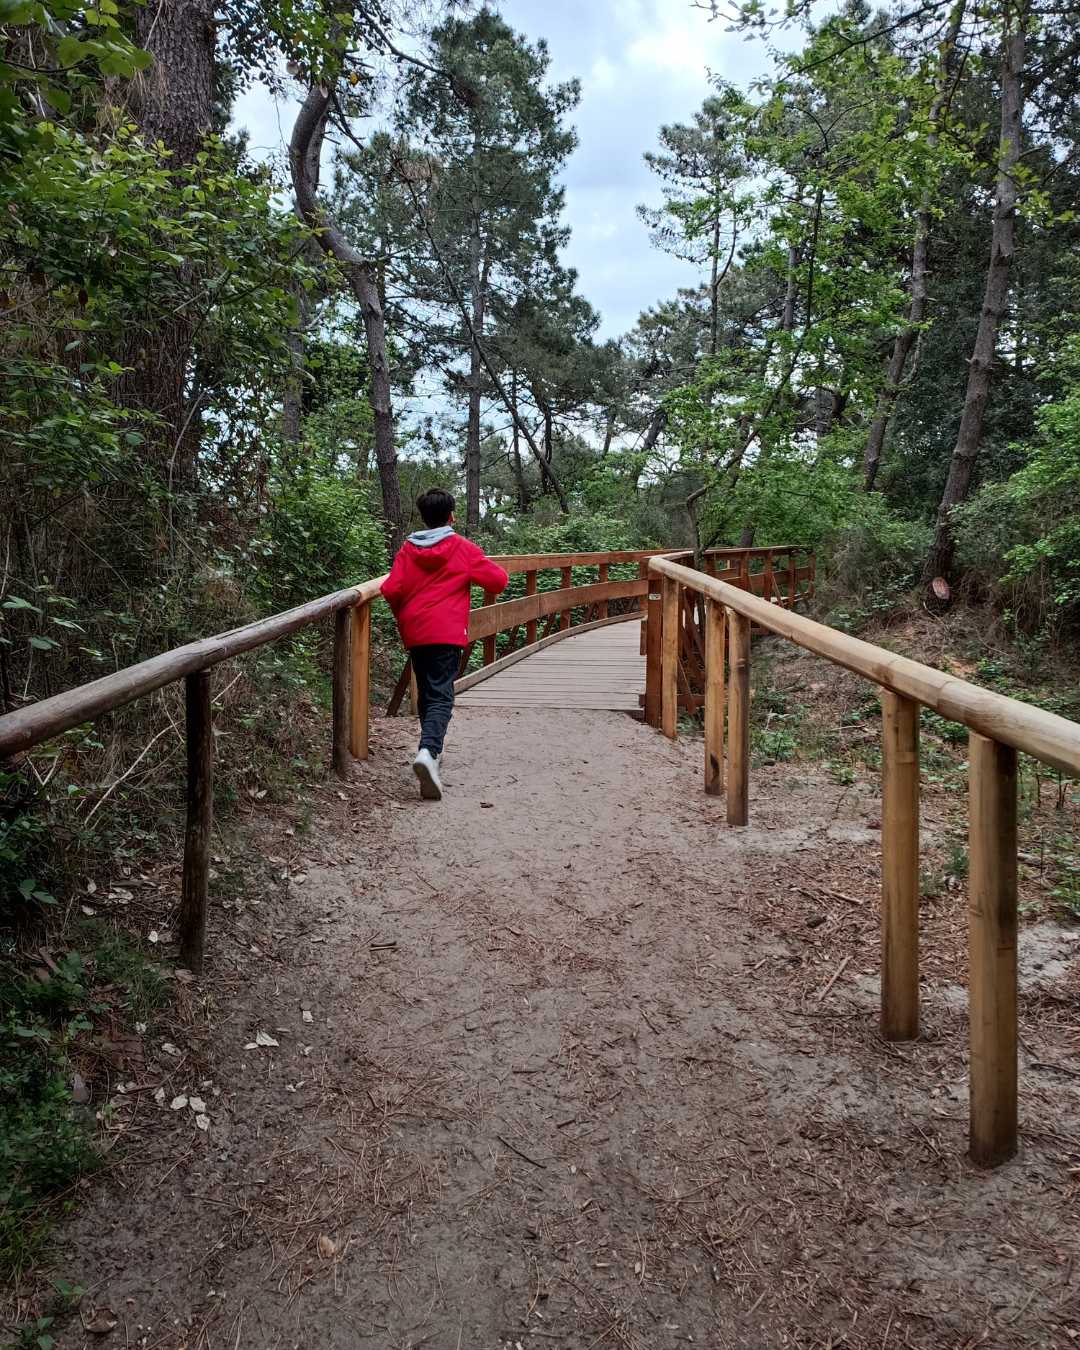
[487, 548, 679, 573]
[647, 552, 1076, 1168]
[650, 556, 1080, 777]
[0, 576, 387, 761]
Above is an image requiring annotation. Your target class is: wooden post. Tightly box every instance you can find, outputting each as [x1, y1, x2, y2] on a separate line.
[483, 591, 498, 666]
[881, 691, 920, 1040]
[762, 550, 774, 603]
[644, 593, 662, 728]
[598, 562, 609, 620]
[525, 570, 538, 645]
[969, 732, 1018, 1167]
[726, 608, 750, 826]
[179, 669, 212, 975]
[637, 559, 648, 609]
[704, 597, 725, 796]
[560, 565, 572, 631]
[661, 578, 679, 740]
[349, 600, 371, 760]
[409, 665, 418, 716]
[787, 552, 797, 609]
[332, 607, 351, 779]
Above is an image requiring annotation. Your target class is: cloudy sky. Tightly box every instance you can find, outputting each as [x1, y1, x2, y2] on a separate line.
[232, 1, 776, 341]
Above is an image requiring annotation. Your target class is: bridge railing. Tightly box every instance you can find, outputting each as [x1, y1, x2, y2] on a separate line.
[386, 549, 681, 713]
[640, 545, 815, 723]
[648, 553, 1080, 1169]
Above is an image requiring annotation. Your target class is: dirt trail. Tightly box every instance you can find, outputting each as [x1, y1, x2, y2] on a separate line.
[51, 708, 1080, 1349]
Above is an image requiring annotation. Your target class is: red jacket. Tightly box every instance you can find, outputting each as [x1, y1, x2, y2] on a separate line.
[381, 533, 509, 649]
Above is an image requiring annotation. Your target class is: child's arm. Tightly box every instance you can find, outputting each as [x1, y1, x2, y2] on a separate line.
[468, 546, 510, 596]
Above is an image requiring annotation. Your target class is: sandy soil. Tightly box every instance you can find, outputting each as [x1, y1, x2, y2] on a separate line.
[41, 704, 1080, 1349]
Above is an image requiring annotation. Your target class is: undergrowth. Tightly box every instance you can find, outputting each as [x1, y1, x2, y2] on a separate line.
[743, 598, 1080, 923]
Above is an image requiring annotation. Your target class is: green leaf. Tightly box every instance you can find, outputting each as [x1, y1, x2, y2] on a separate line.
[29, 634, 59, 651]
[0, 0, 36, 21]
[3, 595, 40, 612]
[56, 34, 88, 67]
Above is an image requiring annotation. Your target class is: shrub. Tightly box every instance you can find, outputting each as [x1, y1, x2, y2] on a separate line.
[252, 471, 388, 615]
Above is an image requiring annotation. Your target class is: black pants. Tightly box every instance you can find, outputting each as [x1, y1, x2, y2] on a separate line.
[411, 644, 461, 757]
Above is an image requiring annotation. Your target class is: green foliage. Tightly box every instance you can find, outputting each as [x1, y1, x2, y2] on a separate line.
[955, 337, 1080, 634]
[253, 471, 388, 615]
[753, 727, 798, 763]
[487, 511, 644, 559]
[0, 1007, 96, 1279]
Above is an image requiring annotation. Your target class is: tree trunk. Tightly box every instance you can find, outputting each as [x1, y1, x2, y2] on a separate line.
[465, 146, 485, 533]
[865, 0, 965, 492]
[123, 0, 214, 486]
[131, 0, 214, 162]
[281, 283, 311, 454]
[709, 208, 721, 357]
[289, 86, 404, 554]
[601, 408, 616, 456]
[510, 371, 528, 511]
[922, 9, 1024, 590]
[640, 405, 667, 455]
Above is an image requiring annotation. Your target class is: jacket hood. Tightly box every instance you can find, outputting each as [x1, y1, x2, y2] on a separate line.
[407, 525, 455, 548]
[405, 531, 460, 572]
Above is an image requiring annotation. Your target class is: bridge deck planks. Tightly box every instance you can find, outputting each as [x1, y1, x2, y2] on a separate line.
[456, 621, 646, 713]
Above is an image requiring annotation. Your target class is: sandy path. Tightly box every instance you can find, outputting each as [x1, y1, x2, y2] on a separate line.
[50, 708, 1080, 1349]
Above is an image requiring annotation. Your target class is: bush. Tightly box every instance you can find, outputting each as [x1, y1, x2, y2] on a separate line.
[482, 510, 647, 558]
[252, 471, 388, 616]
[824, 493, 931, 595]
[0, 1012, 96, 1278]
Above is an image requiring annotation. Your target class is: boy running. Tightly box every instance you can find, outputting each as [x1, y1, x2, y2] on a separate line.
[381, 489, 509, 800]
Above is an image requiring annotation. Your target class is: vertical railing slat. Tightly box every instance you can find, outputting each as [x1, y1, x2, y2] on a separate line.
[561, 565, 572, 631]
[483, 591, 498, 666]
[525, 570, 538, 645]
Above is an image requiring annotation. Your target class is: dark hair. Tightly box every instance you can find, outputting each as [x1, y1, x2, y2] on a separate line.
[416, 487, 455, 528]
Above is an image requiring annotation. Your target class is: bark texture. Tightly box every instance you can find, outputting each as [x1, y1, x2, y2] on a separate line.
[123, 0, 215, 485]
[289, 86, 405, 555]
[864, 1, 965, 492]
[922, 12, 1024, 588]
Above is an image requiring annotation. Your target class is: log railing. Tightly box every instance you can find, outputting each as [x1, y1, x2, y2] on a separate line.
[640, 546, 814, 722]
[647, 554, 1080, 1168]
[0, 577, 388, 974]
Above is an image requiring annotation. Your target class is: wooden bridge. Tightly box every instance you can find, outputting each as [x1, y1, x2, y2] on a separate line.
[3, 542, 1080, 1176]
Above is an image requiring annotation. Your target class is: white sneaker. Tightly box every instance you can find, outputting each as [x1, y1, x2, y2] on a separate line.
[412, 748, 443, 801]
